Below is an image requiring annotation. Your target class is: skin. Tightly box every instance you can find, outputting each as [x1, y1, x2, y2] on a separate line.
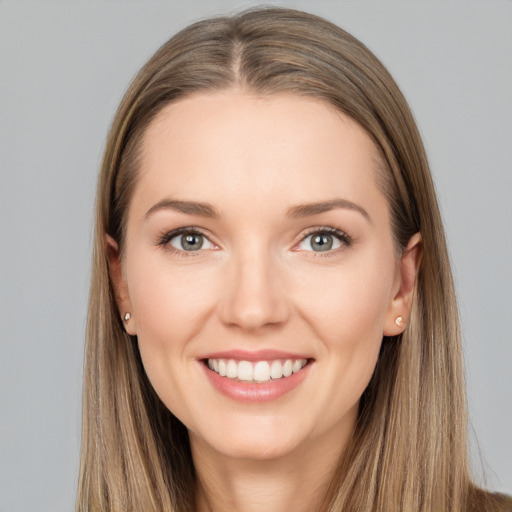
[108, 90, 421, 512]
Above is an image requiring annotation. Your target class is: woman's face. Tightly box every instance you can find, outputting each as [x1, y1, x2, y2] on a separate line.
[110, 91, 418, 462]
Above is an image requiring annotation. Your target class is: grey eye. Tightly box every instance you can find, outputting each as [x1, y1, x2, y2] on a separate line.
[311, 234, 333, 251]
[169, 232, 213, 251]
[298, 232, 343, 252]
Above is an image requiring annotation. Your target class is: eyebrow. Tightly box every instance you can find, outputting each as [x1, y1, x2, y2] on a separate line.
[145, 198, 370, 222]
[285, 198, 370, 222]
[145, 199, 221, 219]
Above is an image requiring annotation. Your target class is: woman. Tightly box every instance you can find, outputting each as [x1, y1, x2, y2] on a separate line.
[77, 7, 511, 512]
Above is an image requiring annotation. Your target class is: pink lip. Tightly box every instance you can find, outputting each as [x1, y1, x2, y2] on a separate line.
[200, 349, 311, 362]
[199, 357, 313, 403]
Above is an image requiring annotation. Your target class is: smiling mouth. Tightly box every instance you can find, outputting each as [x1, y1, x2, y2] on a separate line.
[204, 358, 310, 383]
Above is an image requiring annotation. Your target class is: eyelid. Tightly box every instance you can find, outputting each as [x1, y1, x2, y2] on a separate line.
[157, 225, 352, 257]
[294, 226, 353, 255]
[157, 227, 218, 256]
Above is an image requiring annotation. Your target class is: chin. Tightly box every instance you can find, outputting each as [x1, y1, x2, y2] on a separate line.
[190, 416, 308, 462]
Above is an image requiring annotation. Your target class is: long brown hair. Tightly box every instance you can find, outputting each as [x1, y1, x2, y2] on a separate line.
[78, 7, 500, 511]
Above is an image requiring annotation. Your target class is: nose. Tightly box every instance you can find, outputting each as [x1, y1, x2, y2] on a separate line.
[218, 245, 290, 332]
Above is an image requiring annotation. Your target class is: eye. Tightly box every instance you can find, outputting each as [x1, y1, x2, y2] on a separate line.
[160, 228, 215, 252]
[297, 227, 351, 253]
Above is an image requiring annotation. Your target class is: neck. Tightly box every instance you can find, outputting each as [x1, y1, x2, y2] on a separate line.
[191, 427, 350, 512]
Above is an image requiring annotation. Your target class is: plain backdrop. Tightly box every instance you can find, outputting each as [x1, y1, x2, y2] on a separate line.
[0, 1, 510, 510]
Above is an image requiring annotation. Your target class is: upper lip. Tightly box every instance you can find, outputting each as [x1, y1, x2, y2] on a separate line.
[200, 349, 312, 361]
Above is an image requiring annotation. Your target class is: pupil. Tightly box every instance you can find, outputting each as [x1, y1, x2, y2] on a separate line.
[312, 234, 332, 251]
[182, 233, 203, 251]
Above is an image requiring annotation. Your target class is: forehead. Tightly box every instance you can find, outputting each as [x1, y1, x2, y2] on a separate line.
[132, 90, 387, 222]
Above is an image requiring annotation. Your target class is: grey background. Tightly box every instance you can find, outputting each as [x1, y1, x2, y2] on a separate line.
[1, 1, 510, 510]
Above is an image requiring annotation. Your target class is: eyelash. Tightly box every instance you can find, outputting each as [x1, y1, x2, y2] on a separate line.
[157, 227, 210, 259]
[299, 226, 353, 257]
[156, 226, 353, 258]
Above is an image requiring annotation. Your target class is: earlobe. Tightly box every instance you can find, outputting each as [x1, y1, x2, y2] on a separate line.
[105, 234, 137, 335]
[383, 232, 422, 336]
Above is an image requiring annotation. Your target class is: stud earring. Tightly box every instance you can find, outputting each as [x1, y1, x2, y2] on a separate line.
[395, 316, 404, 327]
[123, 312, 132, 322]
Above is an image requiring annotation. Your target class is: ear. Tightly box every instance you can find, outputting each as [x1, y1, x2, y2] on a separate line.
[383, 232, 422, 336]
[105, 234, 137, 335]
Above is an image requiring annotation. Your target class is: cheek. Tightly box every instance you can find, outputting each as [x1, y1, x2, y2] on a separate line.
[127, 254, 219, 349]
[293, 252, 395, 394]
[293, 254, 395, 343]
[127, 256, 220, 410]
[126, 256, 221, 422]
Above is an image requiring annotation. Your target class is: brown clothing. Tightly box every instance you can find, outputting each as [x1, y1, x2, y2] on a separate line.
[489, 493, 512, 512]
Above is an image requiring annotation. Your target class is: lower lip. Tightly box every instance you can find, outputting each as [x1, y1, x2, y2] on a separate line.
[201, 361, 312, 403]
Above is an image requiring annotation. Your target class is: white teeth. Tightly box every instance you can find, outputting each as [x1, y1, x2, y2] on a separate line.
[253, 361, 270, 382]
[270, 360, 283, 379]
[226, 359, 237, 378]
[283, 359, 293, 377]
[292, 360, 303, 373]
[207, 358, 307, 382]
[237, 361, 253, 381]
